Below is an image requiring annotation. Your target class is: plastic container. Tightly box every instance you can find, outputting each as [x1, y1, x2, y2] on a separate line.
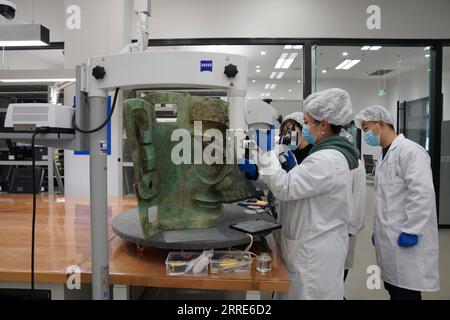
[256, 252, 272, 273]
[209, 251, 252, 275]
[165, 251, 209, 276]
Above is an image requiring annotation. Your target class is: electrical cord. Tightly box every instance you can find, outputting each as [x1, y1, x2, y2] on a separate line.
[72, 88, 120, 134]
[31, 126, 50, 290]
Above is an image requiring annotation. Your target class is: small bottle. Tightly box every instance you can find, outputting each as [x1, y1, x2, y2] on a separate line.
[256, 252, 272, 273]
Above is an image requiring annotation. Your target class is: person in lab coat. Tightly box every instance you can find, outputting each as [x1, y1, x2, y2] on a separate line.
[339, 130, 367, 283]
[279, 112, 313, 165]
[255, 88, 359, 300]
[355, 105, 439, 300]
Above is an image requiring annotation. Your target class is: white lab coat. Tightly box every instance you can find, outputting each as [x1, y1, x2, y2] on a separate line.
[374, 134, 439, 291]
[345, 159, 367, 269]
[259, 148, 353, 300]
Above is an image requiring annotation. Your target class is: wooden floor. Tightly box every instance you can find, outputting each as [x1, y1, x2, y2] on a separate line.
[0, 194, 289, 292]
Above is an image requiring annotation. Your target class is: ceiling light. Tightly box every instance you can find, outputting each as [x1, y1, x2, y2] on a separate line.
[251, 80, 256, 83]
[276, 72, 285, 79]
[260, 51, 266, 55]
[265, 93, 271, 97]
[342, 59, 361, 70]
[275, 53, 288, 69]
[270, 84, 277, 90]
[425, 54, 430, 58]
[256, 69, 261, 73]
[256, 65, 261, 69]
[322, 69, 327, 74]
[342, 52, 348, 56]
[369, 46, 382, 51]
[269, 72, 277, 79]
[0, 25, 50, 47]
[0, 78, 76, 83]
[264, 84, 270, 89]
[281, 53, 298, 69]
[297, 80, 301, 83]
[280, 97, 284, 100]
[424, 46, 431, 51]
[288, 89, 292, 93]
[293, 45, 303, 50]
[335, 59, 352, 70]
[361, 46, 371, 51]
[284, 45, 293, 49]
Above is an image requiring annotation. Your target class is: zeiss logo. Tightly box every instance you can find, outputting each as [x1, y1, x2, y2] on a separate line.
[200, 60, 213, 72]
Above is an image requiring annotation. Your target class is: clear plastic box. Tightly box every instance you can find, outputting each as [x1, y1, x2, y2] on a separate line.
[165, 251, 209, 276]
[209, 251, 252, 275]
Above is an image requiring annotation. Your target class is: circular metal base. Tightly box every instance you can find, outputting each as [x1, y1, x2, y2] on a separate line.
[112, 204, 271, 250]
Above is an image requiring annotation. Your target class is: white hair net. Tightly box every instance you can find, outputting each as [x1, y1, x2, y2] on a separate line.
[354, 105, 394, 129]
[283, 112, 305, 127]
[304, 88, 353, 126]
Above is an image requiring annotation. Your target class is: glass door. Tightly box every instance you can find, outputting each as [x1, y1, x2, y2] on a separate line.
[439, 46, 450, 225]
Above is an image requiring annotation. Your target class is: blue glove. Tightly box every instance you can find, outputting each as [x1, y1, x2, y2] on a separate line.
[398, 232, 418, 248]
[238, 158, 258, 180]
[282, 150, 297, 172]
[371, 233, 375, 246]
[255, 125, 276, 152]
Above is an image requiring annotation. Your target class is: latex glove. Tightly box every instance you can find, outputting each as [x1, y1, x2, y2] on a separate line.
[255, 125, 276, 152]
[281, 150, 297, 172]
[398, 232, 418, 248]
[238, 158, 258, 180]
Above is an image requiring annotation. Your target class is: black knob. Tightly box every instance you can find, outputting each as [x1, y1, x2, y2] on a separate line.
[224, 64, 239, 78]
[92, 66, 106, 80]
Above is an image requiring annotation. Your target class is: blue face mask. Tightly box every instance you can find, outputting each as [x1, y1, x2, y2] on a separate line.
[302, 123, 318, 145]
[364, 126, 380, 146]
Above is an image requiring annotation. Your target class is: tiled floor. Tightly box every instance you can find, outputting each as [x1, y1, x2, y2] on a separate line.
[142, 183, 450, 300]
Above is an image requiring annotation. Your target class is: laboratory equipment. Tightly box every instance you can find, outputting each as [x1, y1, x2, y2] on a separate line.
[256, 252, 272, 273]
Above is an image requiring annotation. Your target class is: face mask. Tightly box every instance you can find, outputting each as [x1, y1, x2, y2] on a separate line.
[302, 122, 318, 145]
[364, 124, 380, 146]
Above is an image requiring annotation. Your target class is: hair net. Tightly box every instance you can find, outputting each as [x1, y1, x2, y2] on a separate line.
[283, 112, 305, 127]
[303, 88, 353, 126]
[354, 105, 394, 129]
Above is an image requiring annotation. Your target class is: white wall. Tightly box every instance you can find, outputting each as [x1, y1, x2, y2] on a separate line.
[134, 0, 450, 39]
[5, 0, 65, 42]
[271, 100, 303, 118]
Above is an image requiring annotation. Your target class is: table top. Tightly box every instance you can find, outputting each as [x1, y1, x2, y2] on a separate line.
[0, 194, 289, 292]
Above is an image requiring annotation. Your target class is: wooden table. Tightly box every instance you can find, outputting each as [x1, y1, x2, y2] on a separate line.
[0, 194, 289, 300]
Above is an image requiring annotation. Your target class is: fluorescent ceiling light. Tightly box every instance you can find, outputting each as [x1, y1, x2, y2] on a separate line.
[270, 84, 277, 90]
[275, 53, 288, 69]
[280, 97, 284, 100]
[269, 72, 277, 79]
[322, 69, 327, 73]
[370, 46, 382, 51]
[424, 46, 431, 51]
[293, 45, 303, 49]
[276, 72, 285, 79]
[281, 53, 298, 69]
[288, 89, 292, 93]
[335, 59, 352, 70]
[251, 79, 256, 83]
[284, 45, 293, 49]
[425, 54, 430, 58]
[264, 84, 270, 89]
[284, 44, 302, 50]
[0, 25, 50, 47]
[342, 59, 361, 70]
[0, 78, 76, 83]
[361, 46, 371, 51]
[256, 69, 261, 73]
[297, 80, 301, 83]
[256, 65, 260, 69]
[260, 51, 266, 55]
[342, 52, 348, 56]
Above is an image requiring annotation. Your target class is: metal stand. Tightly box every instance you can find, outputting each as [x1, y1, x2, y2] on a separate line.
[88, 94, 110, 300]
